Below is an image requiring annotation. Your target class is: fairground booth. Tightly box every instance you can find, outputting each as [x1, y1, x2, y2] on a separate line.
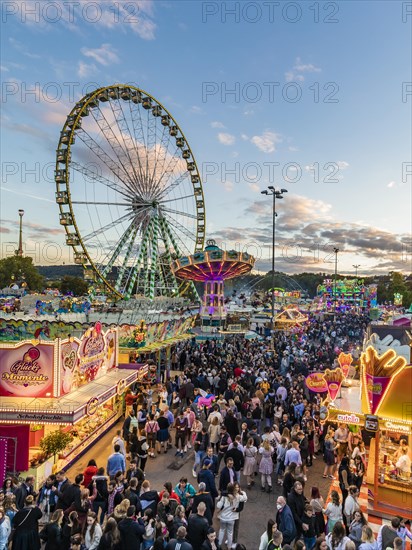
[0, 322, 147, 488]
[320, 326, 412, 519]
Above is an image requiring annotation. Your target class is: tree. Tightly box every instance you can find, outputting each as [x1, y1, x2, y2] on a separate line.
[40, 430, 73, 463]
[60, 275, 89, 296]
[0, 256, 44, 290]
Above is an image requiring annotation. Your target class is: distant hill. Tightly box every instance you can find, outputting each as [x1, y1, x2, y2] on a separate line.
[38, 265, 83, 279]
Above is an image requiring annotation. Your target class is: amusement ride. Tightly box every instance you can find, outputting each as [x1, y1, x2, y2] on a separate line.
[55, 84, 206, 301]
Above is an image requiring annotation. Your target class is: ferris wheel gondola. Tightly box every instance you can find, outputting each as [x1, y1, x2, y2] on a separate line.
[55, 84, 205, 300]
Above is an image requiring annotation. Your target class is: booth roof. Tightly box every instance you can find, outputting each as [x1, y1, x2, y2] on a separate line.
[121, 332, 193, 353]
[0, 367, 138, 415]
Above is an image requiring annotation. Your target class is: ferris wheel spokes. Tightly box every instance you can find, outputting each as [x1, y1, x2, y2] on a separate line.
[56, 84, 205, 299]
[81, 212, 133, 243]
[88, 104, 140, 193]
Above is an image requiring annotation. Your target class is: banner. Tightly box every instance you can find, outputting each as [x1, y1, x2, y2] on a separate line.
[0, 343, 54, 397]
[60, 339, 81, 396]
[305, 373, 328, 393]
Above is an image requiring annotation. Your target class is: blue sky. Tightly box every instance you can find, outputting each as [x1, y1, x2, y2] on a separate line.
[1, 0, 411, 277]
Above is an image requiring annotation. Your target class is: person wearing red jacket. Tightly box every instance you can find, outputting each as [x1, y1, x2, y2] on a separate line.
[82, 459, 98, 488]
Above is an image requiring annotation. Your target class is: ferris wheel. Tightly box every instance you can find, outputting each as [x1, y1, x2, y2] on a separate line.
[55, 84, 205, 300]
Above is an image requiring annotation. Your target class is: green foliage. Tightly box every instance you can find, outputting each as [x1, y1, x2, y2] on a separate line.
[377, 271, 412, 306]
[40, 430, 73, 462]
[0, 256, 44, 290]
[60, 275, 89, 296]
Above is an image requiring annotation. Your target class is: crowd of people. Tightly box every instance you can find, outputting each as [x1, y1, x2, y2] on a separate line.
[1, 312, 411, 550]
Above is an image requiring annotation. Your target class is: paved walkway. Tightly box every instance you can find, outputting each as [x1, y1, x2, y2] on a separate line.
[66, 421, 335, 549]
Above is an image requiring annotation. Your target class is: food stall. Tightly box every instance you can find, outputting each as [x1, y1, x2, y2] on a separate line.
[0, 322, 143, 487]
[324, 339, 412, 519]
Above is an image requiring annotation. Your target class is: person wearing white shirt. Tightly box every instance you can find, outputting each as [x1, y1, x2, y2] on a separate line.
[343, 486, 360, 525]
[395, 448, 411, 478]
[111, 431, 126, 456]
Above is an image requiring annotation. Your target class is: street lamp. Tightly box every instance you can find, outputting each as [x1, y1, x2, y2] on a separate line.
[261, 187, 288, 346]
[15, 209, 24, 257]
[353, 264, 360, 279]
[333, 248, 339, 310]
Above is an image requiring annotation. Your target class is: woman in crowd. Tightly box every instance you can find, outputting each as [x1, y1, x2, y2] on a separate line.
[314, 537, 329, 550]
[259, 439, 274, 493]
[323, 429, 337, 479]
[62, 511, 82, 550]
[40, 509, 63, 550]
[91, 468, 108, 525]
[97, 517, 121, 550]
[216, 483, 246, 550]
[145, 414, 160, 458]
[208, 417, 221, 453]
[352, 456, 365, 491]
[37, 475, 58, 523]
[283, 462, 297, 498]
[259, 519, 277, 550]
[0, 507, 11, 550]
[2, 478, 15, 497]
[111, 499, 130, 524]
[324, 491, 343, 534]
[11, 495, 43, 550]
[201, 526, 222, 550]
[156, 410, 171, 454]
[338, 457, 352, 507]
[83, 460, 98, 489]
[326, 521, 351, 550]
[344, 486, 360, 528]
[275, 437, 288, 485]
[358, 526, 378, 550]
[171, 505, 187, 539]
[232, 482, 247, 548]
[4, 494, 18, 525]
[135, 429, 149, 472]
[141, 509, 156, 549]
[243, 437, 257, 489]
[77, 486, 97, 529]
[348, 511, 367, 548]
[84, 511, 102, 550]
[310, 487, 325, 536]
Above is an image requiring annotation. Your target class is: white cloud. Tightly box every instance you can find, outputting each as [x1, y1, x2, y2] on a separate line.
[81, 44, 119, 66]
[294, 57, 322, 73]
[285, 71, 304, 82]
[387, 181, 396, 188]
[218, 132, 235, 146]
[190, 105, 203, 114]
[337, 161, 349, 170]
[288, 146, 299, 152]
[241, 134, 249, 141]
[249, 183, 260, 192]
[243, 109, 255, 116]
[285, 57, 321, 82]
[77, 61, 97, 78]
[0, 65, 9, 72]
[250, 131, 282, 153]
[211, 121, 225, 128]
[223, 181, 234, 192]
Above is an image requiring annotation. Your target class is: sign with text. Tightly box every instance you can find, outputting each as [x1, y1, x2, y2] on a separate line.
[0, 343, 54, 398]
[305, 372, 328, 393]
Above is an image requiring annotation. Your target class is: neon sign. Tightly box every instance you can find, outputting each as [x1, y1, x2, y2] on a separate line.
[384, 421, 411, 433]
[337, 413, 360, 424]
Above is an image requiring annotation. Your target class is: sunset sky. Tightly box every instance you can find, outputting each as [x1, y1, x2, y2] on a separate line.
[1, 1, 411, 277]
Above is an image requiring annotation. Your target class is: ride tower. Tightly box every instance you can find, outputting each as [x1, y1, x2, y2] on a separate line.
[171, 240, 255, 332]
